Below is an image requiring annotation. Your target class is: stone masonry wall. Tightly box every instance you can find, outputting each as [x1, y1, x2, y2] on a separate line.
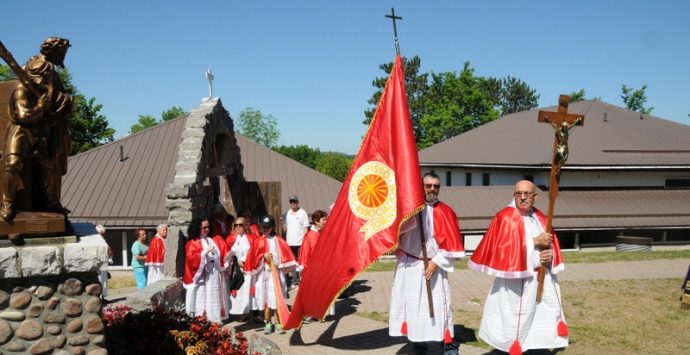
[0, 233, 108, 354]
[164, 98, 242, 277]
[0, 274, 106, 354]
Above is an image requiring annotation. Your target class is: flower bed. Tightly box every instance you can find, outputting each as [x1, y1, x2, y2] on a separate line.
[103, 304, 255, 354]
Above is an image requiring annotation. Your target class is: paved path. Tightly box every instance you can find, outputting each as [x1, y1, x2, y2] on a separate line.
[108, 258, 690, 354]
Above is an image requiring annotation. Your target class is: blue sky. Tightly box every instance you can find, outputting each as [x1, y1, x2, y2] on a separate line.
[3, 1, 689, 154]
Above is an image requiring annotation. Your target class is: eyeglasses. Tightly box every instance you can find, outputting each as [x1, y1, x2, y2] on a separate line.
[424, 184, 440, 189]
[201, 226, 210, 229]
[514, 191, 536, 197]
[233, 223, 245, 228]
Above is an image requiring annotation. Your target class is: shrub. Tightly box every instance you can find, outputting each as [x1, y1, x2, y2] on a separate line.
[103, 305, 254, 354]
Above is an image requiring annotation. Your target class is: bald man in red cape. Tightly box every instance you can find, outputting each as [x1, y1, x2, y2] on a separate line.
[469, 180, 568, 354]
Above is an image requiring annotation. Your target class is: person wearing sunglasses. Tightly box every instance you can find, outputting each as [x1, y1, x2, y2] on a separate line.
[469, 180, 568, 353]
[226, 217, 256, 321]
[389, 172, 465, 355]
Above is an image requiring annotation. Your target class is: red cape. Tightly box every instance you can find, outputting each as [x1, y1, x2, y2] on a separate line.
[244, 234, 296, 272]
[225, 233, 257, 257]
[430, 201, 465, 257]
[183, 234, 230, 286]
[298, 228, 320, 269]
[249, 224, 260, 237]
[144, 235, 165, 266]
[469, 206, 564, 279]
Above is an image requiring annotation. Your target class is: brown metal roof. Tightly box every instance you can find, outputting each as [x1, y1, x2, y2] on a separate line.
[62, 109, 343, 227]
[419, 100, 690, 168]
[62, 115, 190, 227]
[439, 186, 690, 232]
[235, 133, 342, 213]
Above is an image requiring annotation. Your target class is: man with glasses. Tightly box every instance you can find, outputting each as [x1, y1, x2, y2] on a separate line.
[282, 195, 309, 289]
[389, 172, 464, 354]
[469, 180, 568, 354]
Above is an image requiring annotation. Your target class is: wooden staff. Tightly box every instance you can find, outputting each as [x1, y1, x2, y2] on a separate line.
[536, 95, 584, 302]
[264, 255, 272, 323]
[417, 212, 434, 318]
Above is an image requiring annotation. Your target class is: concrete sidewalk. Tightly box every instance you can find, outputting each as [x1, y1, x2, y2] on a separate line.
[108, 258, 690, 354]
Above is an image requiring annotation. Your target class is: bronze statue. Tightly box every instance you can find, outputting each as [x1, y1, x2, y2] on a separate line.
[0, 38, 72, 222]
[547, 117, 582, 172]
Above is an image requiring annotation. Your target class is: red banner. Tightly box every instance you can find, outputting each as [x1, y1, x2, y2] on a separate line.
[284, 56, 424, 328]
[270, 260, 291, 327]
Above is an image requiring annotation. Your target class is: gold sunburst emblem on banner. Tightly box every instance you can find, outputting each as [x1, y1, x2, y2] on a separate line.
[348, 161, 397, 241]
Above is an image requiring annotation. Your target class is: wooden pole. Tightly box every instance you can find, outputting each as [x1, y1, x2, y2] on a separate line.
[536, 95, 584, 303]
[536, 159, 560, 302]
[417, 213, 434, 318]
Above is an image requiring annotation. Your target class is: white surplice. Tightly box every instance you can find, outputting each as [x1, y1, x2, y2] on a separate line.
[252, 236, 288, 311]
[388, 210, 456, 342]
[185, 236, 230, 323]
[229, 233, 253, 315]
[478, 212, 568, 351]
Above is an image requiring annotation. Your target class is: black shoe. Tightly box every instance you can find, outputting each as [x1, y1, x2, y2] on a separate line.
[442, 341, 459, 355]
[412, 342, 427, 355]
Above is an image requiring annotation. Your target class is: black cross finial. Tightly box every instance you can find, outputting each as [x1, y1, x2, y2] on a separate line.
[385, 7, 402, 56]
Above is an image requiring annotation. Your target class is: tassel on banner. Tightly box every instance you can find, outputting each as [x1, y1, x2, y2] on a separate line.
[443, 328, 453, 344]
[230, 290, 238, 298]
[509, 340, 522, 355]
[400, 321, 408, 335]
[557, 320, 569, 337]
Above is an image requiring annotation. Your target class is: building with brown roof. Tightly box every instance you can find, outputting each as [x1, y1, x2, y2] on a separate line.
[62, 99, 340, 270]
[420, 100, 690, 249]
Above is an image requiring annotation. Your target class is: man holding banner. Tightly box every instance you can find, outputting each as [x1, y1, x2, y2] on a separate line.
[389, 172, 464, 354]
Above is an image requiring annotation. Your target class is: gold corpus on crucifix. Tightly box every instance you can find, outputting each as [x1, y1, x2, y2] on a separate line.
[535, 95, 584, 302]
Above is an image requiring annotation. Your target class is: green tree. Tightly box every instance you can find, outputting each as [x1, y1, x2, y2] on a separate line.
[315, 152, 353, 182]
[363, 56, 429, 139]
[236, 107, 280, 147]
[417, 63, 500, 149]
[161, 106, 188, 122]
[129, 114, 158, 134]
[364, 57, 538, 149]
[272, 144, 321, 169]
[0, 64, 15, 81]
[496, 76, 539, 115]
[621, 84, 653, 114]
[129, 106, 188, 133]
[57, 68, 115, 154]
[568, 89, 587, 102]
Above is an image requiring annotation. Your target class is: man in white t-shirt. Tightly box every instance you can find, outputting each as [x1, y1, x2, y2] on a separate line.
[282, 195, 309, 288]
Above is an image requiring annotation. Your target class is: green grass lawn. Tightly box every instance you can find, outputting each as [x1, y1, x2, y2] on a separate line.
[365, 249, 690, 272]
[360, 277, 690, 354]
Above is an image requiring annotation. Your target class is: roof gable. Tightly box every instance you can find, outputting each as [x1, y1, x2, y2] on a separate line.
[62, 102, 342, 227]
[419, 100, 690, 167]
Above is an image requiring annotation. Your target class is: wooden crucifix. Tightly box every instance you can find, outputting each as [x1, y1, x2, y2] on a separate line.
[535, 95, 584, 302]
